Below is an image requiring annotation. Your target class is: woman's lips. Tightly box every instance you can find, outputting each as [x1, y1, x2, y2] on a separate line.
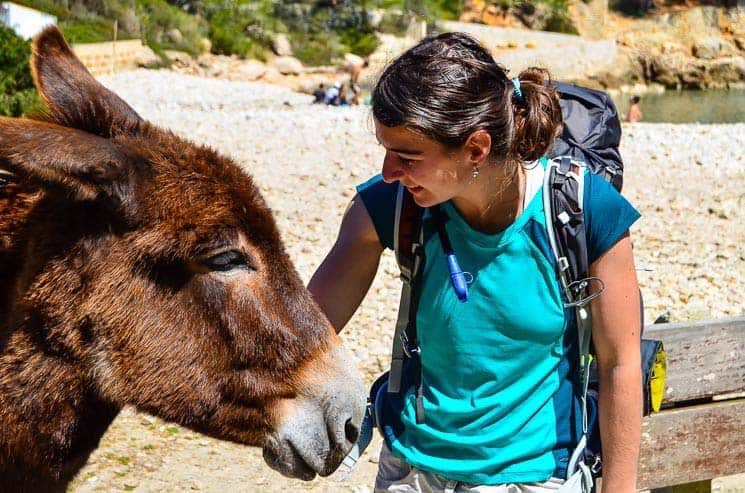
[408, 185, 424, 193]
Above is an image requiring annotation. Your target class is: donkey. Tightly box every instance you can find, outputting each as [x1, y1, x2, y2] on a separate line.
[0, 26, 365, 492]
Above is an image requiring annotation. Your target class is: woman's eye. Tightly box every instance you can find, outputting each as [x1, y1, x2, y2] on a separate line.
[399, 156, 415, 166]
[203, 250, 252, 272]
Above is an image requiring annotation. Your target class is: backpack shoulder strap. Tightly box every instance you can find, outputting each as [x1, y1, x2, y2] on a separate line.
[542, 155, 589, 296]
[394, 183, 424, 283]
[543, 156, 598, 483]
[389, 184, 425, 398]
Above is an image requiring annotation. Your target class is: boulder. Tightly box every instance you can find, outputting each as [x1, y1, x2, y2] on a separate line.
[707, 57, 745, 86]
[234, 60, 268, 81]
[680, 62, 708, 89]
[580, 47, 646, 89]
[568, 0, 609, 40]
[207, 64, 225, 78]
[134, 46, 161, 68]
[120, 8, 140, 35]
[660, 6, 720, 32]
[166, 28, 184, 45]
[693, 36, 731, 59]
[271, 56, 303, 75]
[643, 52, 744, 89]
[367, 9, 384, 29]
[648, 54, 686, 88]
[196, 54, 213, 68]
[259, 67, 283, 84]
[515, 1, 553, 30]
[271, 34, 293, 57]
[164, 50, 192, 66]
[201, 37, 212, 54]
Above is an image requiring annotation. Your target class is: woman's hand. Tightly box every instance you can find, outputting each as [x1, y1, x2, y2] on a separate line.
[308, 194, 384, 333]
[589, 232, 642, 493]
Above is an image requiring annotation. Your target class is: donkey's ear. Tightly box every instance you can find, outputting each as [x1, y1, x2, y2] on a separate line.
[31, 26, 142, 137]
[0, 117, 137, 205]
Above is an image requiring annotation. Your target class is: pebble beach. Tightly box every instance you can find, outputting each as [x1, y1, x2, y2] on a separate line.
[69, 69, 744, 492]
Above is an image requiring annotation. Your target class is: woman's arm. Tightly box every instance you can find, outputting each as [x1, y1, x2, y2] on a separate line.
[589, 232, 642, 493]
[308, 194, 384, 333]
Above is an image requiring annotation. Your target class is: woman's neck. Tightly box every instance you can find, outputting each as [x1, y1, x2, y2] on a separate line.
[451, 162, 525, 234]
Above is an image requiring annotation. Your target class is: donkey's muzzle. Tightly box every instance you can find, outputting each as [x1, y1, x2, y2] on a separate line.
[263, 345, 365, 479]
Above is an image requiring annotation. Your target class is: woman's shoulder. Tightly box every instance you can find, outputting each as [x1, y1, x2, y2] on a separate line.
[582, 169, 640, 264]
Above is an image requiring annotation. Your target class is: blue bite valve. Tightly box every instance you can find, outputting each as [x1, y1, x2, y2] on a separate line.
[446, 253, 469, 302]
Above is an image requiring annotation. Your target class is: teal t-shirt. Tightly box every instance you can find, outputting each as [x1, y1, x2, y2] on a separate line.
[357, 163, 640, 484]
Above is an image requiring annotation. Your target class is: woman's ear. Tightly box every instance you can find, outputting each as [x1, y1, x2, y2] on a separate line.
[464, 130, 492, 168]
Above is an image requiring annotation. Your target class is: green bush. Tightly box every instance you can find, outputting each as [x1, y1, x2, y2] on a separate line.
[60, 16, 118, 43]
[338, 28, 379, 57]
[373, 0, 462, 22]
[544, 10, 579, 34]
[0, 89, 43, 118]
[276, 0, 380, 64]
[377, 9, 410, 36]
[531, 0, 579, 33]
[203, 0, 275, 58]
[137, 0, 209, 54]
[0, 26, 41, 117]
[289, 33, 340, 67]
[16, 0, 206, 53]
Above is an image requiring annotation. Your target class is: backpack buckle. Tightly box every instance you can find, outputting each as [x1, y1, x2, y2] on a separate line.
[588, 454, 602, 475]
[400, 330, 420, 358]
[563, 277, 605, 308]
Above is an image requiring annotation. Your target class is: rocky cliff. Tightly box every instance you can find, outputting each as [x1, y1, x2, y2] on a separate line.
[461, 0, 744, 90]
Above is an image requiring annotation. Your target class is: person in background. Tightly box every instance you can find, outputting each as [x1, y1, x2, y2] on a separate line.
[626, 95, 643, 122]
[309, 32, 642, 492]
[338, 83, 349, 106]
[324, 82, 341, 106]
[349, 58, 369, 105]
[312, 83, 326, 104]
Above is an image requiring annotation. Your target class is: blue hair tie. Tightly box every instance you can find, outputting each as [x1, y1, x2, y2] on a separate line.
[512, 77, 523, 101]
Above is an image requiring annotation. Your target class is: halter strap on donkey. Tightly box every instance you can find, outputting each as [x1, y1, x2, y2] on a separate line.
[340, 84, 667, 488]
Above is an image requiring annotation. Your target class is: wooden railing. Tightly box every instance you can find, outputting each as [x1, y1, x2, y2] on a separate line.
[638, 317, 744, 492]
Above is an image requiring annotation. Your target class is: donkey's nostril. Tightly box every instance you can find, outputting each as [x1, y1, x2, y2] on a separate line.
[344, 417, 359, 443]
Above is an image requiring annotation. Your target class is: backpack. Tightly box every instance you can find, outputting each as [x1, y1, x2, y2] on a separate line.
[340, 83, 667, 487]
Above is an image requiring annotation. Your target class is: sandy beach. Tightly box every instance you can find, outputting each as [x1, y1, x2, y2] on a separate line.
[68, 69, 744, 492]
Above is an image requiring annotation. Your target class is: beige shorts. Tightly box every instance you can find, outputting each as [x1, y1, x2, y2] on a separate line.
[374, 444, 567, 493]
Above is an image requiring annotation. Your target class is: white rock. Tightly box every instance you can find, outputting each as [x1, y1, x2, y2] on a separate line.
[270, 56, 303, 75]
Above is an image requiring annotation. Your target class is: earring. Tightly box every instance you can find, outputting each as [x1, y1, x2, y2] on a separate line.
[472, 166, 480, 179]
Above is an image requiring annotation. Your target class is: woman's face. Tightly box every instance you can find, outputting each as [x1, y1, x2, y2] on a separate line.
[375, 120, 471, 208]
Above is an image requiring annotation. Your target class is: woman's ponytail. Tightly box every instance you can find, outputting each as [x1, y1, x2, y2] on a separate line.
[509, 68, 563, 162]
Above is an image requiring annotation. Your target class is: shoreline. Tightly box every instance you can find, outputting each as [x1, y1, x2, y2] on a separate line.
[166, 52, 745, 99]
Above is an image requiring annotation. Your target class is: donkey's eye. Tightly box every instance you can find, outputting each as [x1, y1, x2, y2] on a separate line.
[203, 250, 252, 272]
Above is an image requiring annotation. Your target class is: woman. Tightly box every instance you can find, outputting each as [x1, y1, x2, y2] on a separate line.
[309, 33, 642, 492]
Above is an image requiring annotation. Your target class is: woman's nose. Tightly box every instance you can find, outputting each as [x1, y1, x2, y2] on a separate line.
[381, 154, 404, 183]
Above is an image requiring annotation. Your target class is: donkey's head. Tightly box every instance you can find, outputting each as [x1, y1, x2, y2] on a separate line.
[0, 27, 364, 480]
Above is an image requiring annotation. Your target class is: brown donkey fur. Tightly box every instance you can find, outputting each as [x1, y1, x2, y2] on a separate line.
[0, 27, 364, 492]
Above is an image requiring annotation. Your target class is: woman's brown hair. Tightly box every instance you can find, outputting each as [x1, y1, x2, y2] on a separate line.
[372, 32, 562, 164]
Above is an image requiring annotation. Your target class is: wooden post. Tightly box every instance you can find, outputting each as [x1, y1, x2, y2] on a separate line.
[112, 20, 118, 74]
